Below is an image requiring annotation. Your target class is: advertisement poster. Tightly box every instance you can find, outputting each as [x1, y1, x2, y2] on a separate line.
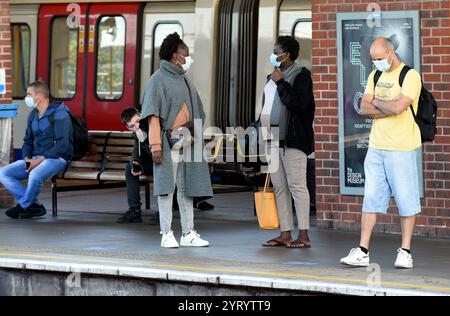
[336, 11, 421, 195]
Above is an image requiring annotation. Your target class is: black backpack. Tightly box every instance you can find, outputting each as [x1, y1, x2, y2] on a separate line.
[374, 65, 437, 143]
[33, 109, 89, 160]
[66, 112, 89, 160]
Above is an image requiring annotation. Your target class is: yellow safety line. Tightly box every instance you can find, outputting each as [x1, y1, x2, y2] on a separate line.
[0, 252, 449, 293]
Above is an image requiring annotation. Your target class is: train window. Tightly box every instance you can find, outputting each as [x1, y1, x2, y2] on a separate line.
[152, 23, 183, 73]
[50, 17, 78, 99]
[11, 24, 31, 99]
[96, 16, 126, 100]
[293, 20, 312, 71]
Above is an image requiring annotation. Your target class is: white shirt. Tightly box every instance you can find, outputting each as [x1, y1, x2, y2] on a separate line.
[260, 79, 277, 140]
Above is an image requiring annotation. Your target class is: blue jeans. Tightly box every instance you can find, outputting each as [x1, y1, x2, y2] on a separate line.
[0, 157, 67, 209]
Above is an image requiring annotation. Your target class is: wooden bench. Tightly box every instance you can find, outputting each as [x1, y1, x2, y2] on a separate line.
[51, 131, 153, 216]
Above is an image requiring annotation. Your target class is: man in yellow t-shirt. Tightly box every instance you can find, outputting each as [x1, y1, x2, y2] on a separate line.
[340, 37, 422, 269]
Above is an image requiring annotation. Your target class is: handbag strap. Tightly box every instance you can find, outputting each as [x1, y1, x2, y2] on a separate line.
[263, 173, 271, 192]
[183, 77, 195, 123]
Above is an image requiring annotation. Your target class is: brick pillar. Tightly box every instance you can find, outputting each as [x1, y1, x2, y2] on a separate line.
[0, 0, 14, 208]
[312, 0, 450, 238]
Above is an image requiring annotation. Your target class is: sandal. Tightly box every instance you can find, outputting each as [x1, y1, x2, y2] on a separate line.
[286, 240, 311, 248]
[262, 238, 291, 247]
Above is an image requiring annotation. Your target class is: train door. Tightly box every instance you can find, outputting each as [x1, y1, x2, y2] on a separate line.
[10, 4, 39, 160]
[36, 4, 88, 118]
[139, 2, 196, 103]
[85, 3, 142, 130]
[278, 0, 312, 70]
[214, 0, 260, 130]
[36, 3, 142, 131]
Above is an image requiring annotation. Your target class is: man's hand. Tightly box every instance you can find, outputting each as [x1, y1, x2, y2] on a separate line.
[271, 69, 284, 83]
[131, 160, 143, 176]
[152, 150, 163, 165]
[25, 156, 45, 173]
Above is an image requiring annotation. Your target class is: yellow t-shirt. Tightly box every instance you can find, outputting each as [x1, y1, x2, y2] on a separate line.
[364, 63, 422, 151]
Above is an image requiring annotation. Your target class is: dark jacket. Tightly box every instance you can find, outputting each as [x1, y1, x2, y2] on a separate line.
[275, 67, 315, 155]
[22, 101, 73, 161]
[130, 117, 152, 165]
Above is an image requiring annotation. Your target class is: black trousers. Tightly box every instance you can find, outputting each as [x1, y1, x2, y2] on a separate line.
[126, 161, 152, 211]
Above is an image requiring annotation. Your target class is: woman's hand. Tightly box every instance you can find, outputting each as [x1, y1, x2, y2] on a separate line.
[152, 150, 163, 165]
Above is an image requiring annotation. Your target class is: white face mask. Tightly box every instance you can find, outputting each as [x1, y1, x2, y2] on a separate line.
[373, 53, 393, 72]
[25, 96, 37, 108]
[178, 54, 193, 71]
[136, 130, 147, 143]
[270, 52, 287, 68]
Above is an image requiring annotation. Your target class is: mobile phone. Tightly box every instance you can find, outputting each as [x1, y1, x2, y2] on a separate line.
[25, 161, 31, 169]
[132, 163, 143, 174]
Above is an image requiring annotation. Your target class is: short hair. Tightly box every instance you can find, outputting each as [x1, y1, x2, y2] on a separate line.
[275, 36, 300, 61]
[28, 80, 49, 98]
[120, 107, 139, 125]
[159, 32, 186, 61]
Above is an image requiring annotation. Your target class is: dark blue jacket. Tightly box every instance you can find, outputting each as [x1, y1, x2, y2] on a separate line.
[22, 101, 73, 161]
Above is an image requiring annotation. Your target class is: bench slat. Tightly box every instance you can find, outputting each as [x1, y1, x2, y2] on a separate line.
[104, 146, 134, 154]
[107, 138, 134, 146]
[63, 171, 99, 180]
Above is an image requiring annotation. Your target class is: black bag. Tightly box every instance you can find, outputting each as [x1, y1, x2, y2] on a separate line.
[374, 65, 437, 143]
[68, 112, 89, 160]
[41, 110, 89, 160]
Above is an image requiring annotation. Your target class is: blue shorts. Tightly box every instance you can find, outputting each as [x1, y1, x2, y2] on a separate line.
[362, 147, 421, 217]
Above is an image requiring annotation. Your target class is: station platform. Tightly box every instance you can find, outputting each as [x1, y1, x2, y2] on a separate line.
[0, 185, 449, 296]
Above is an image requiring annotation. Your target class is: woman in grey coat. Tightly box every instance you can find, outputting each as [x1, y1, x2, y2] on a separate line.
[141, 33, 213, 248]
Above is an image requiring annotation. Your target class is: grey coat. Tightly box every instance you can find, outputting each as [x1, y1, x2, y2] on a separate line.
[141, 61, 213, 198]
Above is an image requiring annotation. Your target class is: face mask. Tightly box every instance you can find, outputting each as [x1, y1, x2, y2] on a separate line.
[25, 96, 37, 108]
[373, 53, 393, 72]
[136, 130, 147, 143]
[178, 55, 193, 71]
[270, 53, 287, 68]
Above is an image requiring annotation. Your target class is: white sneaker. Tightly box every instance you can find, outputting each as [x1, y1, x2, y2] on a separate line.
[394, 248, 413, 269]
[180, 230, 209, 247]
[160, 231, 179, 248]
[340, 247, 370, 267]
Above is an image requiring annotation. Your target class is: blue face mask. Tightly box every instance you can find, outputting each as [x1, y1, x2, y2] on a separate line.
[24, 96, 36, 108]
[270, 52, 287, 68]
[373, 53, 393, 72]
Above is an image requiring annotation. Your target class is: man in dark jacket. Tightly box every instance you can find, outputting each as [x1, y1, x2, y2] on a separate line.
[0, 80, 73, 219]
[116, 108, 155, 224]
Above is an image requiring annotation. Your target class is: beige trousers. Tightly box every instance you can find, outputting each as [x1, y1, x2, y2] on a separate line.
[270, 147, 310, 231]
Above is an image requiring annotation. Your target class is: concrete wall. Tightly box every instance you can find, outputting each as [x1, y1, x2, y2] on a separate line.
[0, 269, 315, 296]
[312, 0, 450, 237]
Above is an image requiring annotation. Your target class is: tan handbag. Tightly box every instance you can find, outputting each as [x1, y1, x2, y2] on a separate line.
[254, 173, 279, 230]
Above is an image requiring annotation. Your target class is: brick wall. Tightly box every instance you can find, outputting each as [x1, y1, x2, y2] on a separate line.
[0, 0, 14, 208]
[312, 0, 450, 238]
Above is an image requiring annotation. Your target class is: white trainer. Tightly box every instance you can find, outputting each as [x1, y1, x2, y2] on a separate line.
[180, 230, 209, 247]
[340, 247, 370, 267]
[161, 231, 179, 248]
[394, 248, 413, 269]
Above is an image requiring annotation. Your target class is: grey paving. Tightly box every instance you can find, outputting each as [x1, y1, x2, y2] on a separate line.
[0, 185, 448, 295]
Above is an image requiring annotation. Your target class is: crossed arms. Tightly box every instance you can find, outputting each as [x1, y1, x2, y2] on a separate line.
[360, 93, 413, 119]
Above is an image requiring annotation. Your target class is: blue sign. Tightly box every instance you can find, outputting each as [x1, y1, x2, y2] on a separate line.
[0, 103, 19, 118]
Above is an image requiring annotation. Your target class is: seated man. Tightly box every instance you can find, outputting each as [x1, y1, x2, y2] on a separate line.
[0, 80, 73, 218]
[117, 108, 156, 224]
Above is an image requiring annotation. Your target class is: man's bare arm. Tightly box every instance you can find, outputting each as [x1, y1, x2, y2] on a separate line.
[360, 94, 387, 119]
[372, 94, 413, 115]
